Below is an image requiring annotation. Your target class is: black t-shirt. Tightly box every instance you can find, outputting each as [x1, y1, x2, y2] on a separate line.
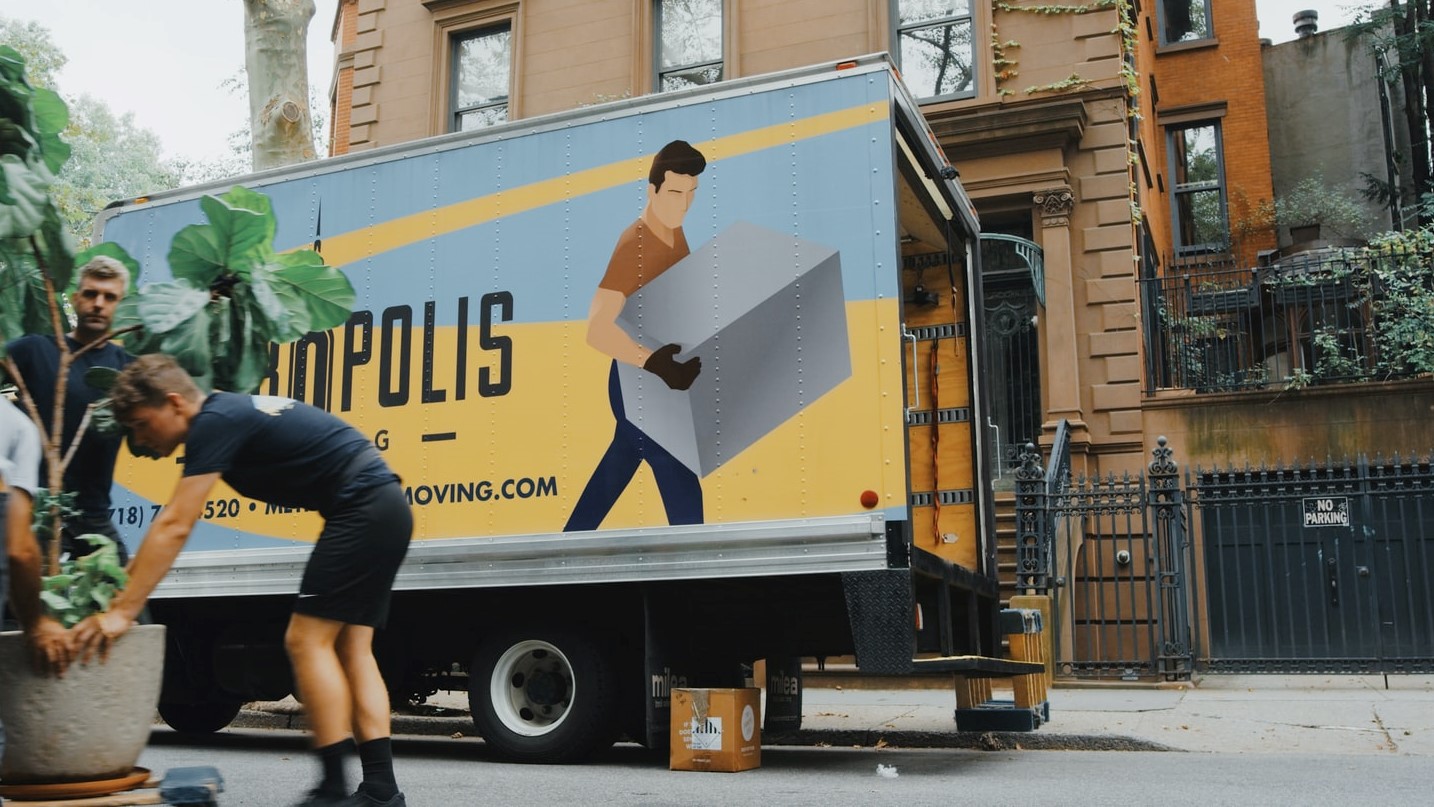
[182, 392, 396, 513]
[4, 334, 132, 518]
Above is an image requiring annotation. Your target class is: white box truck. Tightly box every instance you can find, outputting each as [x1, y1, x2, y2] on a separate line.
[98, 54, 1042, 763]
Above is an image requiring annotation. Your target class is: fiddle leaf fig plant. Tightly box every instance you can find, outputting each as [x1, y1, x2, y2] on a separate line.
[2, 47, 355, 596]
[116, 185, 356, 394]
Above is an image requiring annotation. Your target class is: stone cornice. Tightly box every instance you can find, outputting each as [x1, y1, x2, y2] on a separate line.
[924, 98, 1089, 160]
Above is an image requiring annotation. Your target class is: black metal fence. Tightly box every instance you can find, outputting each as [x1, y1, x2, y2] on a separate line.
[1140, 246, 1434, 394]
[1017, 441, 1434, 679]
[1192, 454, 1434, 674]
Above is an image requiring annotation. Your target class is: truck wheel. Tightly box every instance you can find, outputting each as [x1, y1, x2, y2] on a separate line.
[158, 698, 244, 735]
[469, 629, 619, 763]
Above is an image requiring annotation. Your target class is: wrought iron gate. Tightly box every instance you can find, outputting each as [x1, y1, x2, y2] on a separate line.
[1017, 437, 1195, 680]
[1192, 456, 1434, 674]
[1016, 439, 1434, 679]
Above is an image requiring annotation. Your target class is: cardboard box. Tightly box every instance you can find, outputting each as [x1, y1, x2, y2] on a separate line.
[616, 220, 851, 477]
[669, 687, 762, 772]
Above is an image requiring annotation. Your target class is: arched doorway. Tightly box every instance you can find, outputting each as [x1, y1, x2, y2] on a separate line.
[979, 231, 1044, 485]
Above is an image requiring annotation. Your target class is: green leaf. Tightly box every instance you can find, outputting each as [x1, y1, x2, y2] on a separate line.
[43, 574, 74, 591]
[0, 248, 53, 343]
[0, 153, 52, 238]
[245, 268, 303, 340]
[232, 311, 276, 395]
[195, 190, 272, 277]
[162, 302, 215, 391]
[129, 279, 211, 334]
[35, 201, 76, 292]
[166, 222, 228, 285]
[29, 86, 70, 175]
[268, 250, 356, 334]
[217, 186, 275, 235]
[73, 241, 141, 289]
[39, 590, 72, 615]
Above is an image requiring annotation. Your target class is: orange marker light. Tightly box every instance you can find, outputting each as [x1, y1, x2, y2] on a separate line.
[860, 490, 879, 509]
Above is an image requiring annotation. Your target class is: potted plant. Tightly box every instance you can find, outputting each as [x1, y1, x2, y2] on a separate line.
[0, 46, 354, 787]
[1274, 172, 1372, 246]
[0, 535, 166, 787]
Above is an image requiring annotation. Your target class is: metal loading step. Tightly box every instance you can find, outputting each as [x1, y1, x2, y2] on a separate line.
[912, 607, 1052, 732]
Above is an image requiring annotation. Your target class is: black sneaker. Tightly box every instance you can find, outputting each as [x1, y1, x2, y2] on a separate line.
[343, 788, 407, 806]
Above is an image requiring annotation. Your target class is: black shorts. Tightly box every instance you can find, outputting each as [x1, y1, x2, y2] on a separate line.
[295, 482, 412, 628]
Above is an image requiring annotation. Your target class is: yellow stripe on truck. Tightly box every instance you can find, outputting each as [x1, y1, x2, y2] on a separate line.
[318, 103, 890, 268]
[112, 298, 907, 543]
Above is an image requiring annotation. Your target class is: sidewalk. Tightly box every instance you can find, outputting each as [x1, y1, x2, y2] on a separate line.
[794, 674, 1434, 755]
[235, 674, 1434, 756]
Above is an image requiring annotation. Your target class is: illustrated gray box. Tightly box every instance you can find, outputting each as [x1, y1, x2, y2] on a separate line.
[615, 220, 851, 476]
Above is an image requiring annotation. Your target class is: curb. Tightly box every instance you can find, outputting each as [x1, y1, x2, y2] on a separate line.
[227, 708, 1175, 753]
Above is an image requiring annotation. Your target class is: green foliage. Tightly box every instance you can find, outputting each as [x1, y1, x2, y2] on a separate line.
[1024, 73, 1092, 95]
[1275, 173, 1372, 239]
[30, 487, 78, 545]
[0, 16, 182, 250]
[1362, 227, 1434, 376]
[52, 96, 181, 251]
[115, 185, 356, 393]
[1311, 326, 1365, 380]
[2, 48, 356, 581]
[0, 43, 75, 354]
[38, 533, 129, 628]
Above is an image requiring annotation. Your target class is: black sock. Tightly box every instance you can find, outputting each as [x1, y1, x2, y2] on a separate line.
[358, 737, 399, 799]
[316, 738, 356, 797]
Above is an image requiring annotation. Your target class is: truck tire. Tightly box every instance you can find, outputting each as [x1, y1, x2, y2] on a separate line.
[158, 698, 244, 735]
[469, 629, 620, 763]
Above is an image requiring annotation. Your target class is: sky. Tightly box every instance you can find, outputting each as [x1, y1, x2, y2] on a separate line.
[3, 0, 339, 165]
[1, 0, 1367, 167]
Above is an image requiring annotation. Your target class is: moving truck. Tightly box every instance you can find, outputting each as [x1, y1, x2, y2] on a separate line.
[99, 54, 1041, 763]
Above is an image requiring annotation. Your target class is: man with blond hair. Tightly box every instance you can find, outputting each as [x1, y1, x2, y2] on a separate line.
[76, 354, 411, 807]
[3, 255, 134, 561]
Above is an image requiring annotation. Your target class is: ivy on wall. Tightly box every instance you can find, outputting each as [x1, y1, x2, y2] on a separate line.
[989, 0, 1131, 97]
[987, 0, 1143, 225]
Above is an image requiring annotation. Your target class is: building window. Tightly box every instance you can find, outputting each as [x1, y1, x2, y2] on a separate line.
[1168, 122, 1227, 254]
[451, 23, 511, 132]
[655, 0, 723, 92]
[1159, 0, 1213, 44]
[894, 0, 975, 100]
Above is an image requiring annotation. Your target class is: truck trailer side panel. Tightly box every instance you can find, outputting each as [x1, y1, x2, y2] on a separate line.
[96, 57, 1006, 760]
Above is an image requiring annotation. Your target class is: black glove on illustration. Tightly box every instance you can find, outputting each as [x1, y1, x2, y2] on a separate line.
[643, 343, 701, 391]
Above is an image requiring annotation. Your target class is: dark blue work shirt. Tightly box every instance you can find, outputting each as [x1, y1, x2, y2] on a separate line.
[4, 334, 132, 518]
[181, 392, 395, 514]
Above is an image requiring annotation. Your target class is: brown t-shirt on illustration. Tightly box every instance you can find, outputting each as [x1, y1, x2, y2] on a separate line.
[597, 219, 690, 297]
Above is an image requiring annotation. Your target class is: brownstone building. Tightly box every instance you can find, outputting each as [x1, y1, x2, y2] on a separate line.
[321, 0, 1295, 476]
[321, 1, 1434, 679]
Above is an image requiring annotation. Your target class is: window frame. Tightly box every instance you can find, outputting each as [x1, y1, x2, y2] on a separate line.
[1156, 0, 1215, 47]
[429, 2, 520, 137]
[890, 0, 979, 103]
[1166, 120, 1229, 256]
[449, 22, 513, 133]
[653, 0, 725, 94]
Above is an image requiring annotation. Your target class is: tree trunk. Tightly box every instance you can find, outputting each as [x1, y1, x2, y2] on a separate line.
[243, 0, 317, 171]
[1416, 0, 1434, 224]
[1392, 1, 1431, 224]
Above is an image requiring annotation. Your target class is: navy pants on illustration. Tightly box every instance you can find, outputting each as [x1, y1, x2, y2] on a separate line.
[564, 361, 703, 531]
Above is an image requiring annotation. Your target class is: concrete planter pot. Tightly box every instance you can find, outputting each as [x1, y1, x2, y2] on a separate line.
[0, 624, 165, 784]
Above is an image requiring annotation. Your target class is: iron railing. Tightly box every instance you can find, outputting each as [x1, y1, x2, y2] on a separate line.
[1030, 440, 1434, 679]
[1141, 245, 1434, 394]
[1012, 419, 1070, 594]
[1189, 453, 1434, 674]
